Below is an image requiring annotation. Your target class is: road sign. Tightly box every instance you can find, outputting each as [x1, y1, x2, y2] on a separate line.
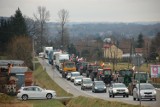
[132, 54, 145, 66]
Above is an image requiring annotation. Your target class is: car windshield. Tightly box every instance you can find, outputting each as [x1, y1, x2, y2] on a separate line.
[75, 77, 83, 80]
[95, 82, 105, 86]
[65, 63, 75, 67]
[140, 84, 155, 90]
[83, 79, 92, 84]
[113, 84, 126, 88]
[135, 73, 147, 81]
[72, 73, 80, 76]
[67, 73, 71, 76]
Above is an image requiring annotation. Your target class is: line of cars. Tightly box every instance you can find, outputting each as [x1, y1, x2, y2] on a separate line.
[65, 68, 157, 101]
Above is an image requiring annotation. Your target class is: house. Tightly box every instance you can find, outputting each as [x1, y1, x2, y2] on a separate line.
[103, 44, 123, 59]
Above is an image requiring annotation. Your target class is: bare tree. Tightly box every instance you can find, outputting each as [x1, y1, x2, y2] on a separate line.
[34, 6, 50, 52]
[7, 36, 33, 68]
[58, 9, 69, 51]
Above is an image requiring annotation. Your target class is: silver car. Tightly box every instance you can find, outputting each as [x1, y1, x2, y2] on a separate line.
[66, 73, 71, 80]
[70, 72, 80, 82]
[81, 78, 93, 90]
[108, 83, 129, 98]
[133, 83, 156, 101]
[74, 76, 83, 85]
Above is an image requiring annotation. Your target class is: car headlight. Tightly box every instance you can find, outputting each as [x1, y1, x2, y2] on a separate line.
[153, 90, 157, 95]
[113, 89, 117, 93]
[125, 89, 129, 93]
[95, 87, 98, 89]
[140, 91, 143, 95]
[104, 86, 106, 89]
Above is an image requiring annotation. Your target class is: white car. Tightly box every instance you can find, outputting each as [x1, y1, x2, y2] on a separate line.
[133, 83, 156, 101]
[66, 73, 71, 80]
[70, 72, 80, 82]
[74, 76, 83, 85]
[17, 86, 56, 100]
[108, 83, 129, 98]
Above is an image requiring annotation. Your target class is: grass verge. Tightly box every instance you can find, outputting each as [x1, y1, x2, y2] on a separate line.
[33, 62, 73, 97]
[66, 96, 148, 107]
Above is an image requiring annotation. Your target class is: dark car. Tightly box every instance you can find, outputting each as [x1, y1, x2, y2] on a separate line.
[92, 81, 106, 93]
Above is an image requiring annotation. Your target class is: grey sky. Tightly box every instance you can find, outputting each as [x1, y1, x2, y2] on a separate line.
[0, 0, 160, 22]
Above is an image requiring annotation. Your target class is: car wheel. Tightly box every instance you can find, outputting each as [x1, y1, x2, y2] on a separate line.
[137, 98, 140, 101]
[104, 90, 106, 93]
[112, 94, 115, 98]
[46, 93, 52, 99]
[109, 94, 112, 98]
[150, 99, 153, 101]
[22, 94, 28, 101]
[123, 95, 125, 98]
[155, 98, 156, 101]
[133, 97, 136, 101]
[126, 95, 129, 97]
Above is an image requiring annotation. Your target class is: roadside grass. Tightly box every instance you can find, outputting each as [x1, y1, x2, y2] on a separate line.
[0, 56, 8, 60]
[0, 93, 32, 107]
[28, 99, 65, 107]
[33, 61, 73, 97]
[66, 96, 147, 107]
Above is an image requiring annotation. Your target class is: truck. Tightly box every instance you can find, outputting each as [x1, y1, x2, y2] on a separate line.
[55, 53, 69, 71]
[43, 47, 53, 59]
[61, 61, 76, 78]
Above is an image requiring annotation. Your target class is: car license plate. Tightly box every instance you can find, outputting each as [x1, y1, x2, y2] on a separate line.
[145, 95, 152, 97]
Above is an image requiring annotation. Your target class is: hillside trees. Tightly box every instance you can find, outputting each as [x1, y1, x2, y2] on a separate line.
[0, 8, 28, 53]
[149, 32, 160, 61]
[7, 36, 33, 68]
[34, 6, 50, 52]
[57, 9, 70, 51]
[136, 33, 144, 48]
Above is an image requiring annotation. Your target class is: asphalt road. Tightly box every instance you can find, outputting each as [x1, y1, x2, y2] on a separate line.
[38, 58, 160, 107]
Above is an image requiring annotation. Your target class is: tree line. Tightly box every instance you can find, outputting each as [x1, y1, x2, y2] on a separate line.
[0, 7, 70, 69]
[0, 7, 160, 69]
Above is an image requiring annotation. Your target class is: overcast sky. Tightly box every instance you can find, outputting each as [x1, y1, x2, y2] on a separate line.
[0, 0, 160, 22]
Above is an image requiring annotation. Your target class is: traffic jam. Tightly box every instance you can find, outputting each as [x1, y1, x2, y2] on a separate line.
[44, 48, 157, 101]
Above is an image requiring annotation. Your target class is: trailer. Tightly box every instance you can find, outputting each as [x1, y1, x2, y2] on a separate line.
[55, 53, 69, 71]
[43, 47, 53, 59]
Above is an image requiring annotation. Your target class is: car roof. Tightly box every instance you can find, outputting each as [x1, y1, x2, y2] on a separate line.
[71, 72, 80, 74]
[112, 83, 125, 85]
[94, 81, 104, 83]
[136, 83, 152, 86]
[82, 78, 91, 80]
[75, 76, 83, 78]
[22, 86, 40, 88]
